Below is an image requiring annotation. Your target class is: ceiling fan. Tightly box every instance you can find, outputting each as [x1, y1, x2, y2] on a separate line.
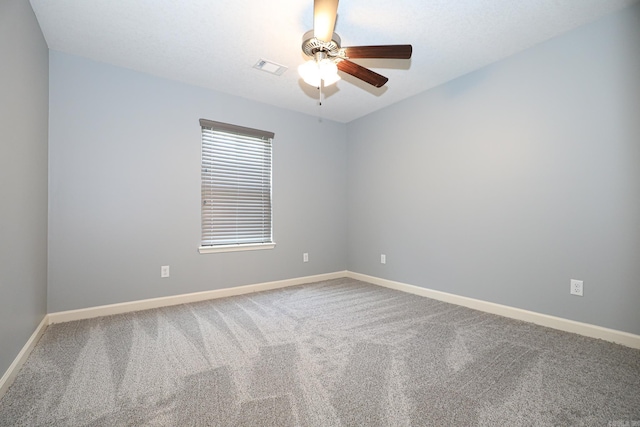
[299, 0, 412, 89]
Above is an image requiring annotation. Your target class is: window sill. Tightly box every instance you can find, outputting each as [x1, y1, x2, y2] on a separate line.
[198, 242, 276, 254]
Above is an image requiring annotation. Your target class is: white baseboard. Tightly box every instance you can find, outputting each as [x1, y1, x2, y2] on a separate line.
[47, 269, 640, 349]
[0, 315, 49, 399]
[3, 270, 638, 401]
[347, 271, 640, 349]
[48, 271, 348, 324]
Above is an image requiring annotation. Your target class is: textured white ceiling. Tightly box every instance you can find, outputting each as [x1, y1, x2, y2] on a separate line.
[30, 0, 638, 123]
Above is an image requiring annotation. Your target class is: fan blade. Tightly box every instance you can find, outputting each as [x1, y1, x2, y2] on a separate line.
[314, 0, 339, 43]
[343, 45, 412, 59]
[337, 59, 388, 88]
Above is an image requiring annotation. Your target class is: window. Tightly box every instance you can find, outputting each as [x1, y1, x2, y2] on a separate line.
[199, 119, 275, 253]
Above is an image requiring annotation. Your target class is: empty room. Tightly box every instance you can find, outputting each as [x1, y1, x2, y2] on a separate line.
[1, 0, 639, 425]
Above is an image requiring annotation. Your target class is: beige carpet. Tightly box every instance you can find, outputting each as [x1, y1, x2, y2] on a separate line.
[1, 278, 639, 426]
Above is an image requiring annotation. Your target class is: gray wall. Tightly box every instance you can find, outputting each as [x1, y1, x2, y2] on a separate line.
[347, 4, 640, 335]
[0, 1, 49, 375]
[7, 0, 638, 349]
[48, 52, 347, 312]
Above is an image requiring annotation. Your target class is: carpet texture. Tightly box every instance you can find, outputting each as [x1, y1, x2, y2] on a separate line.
[1, 278, 639, 426]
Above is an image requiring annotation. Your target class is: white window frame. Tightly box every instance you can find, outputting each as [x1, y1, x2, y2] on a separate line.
[199, 119, 275, 254]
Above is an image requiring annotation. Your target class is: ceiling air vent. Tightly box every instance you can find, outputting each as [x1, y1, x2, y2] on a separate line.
[253, 59, 287, 76]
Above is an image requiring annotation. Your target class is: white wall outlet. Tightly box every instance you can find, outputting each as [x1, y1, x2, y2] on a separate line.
[161, 265, 170, 278]
[381, 254, 386, 264]
[303, 253, 309, 263]
[570, 279, 583, 296]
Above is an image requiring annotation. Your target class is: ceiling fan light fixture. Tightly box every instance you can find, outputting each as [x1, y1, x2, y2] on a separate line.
[300, 0, 411, 92]
[298, 58, 340, 87]
[298, 60, 320, 86]
[321, 67, 341, 86]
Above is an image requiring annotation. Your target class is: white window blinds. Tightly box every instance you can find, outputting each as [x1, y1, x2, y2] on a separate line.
[200, 119, 274, 250]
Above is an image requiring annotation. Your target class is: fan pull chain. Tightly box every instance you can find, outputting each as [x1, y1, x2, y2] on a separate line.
[317, 82, 324, 121]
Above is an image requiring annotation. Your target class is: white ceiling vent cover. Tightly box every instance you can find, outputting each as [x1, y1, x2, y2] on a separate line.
[253, 59, 288, 76]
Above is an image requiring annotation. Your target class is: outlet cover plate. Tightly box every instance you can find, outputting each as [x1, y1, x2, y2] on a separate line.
[570, 279, 583, 296]
[161, 265, 170, 278]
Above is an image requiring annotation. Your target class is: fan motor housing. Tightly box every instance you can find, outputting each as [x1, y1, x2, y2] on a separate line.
[301, 30, 342, 57]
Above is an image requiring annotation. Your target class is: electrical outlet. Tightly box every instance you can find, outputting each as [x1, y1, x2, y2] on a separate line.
[161, 265, 170, 278]
[303, 253, 309, 263]
[570, 279, 583, 296]
[381, 254, 386, 264]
